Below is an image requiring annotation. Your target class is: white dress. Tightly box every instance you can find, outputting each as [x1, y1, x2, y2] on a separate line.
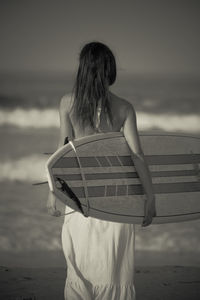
[62, 207, 136, 300]
[61, 103, 136, 299]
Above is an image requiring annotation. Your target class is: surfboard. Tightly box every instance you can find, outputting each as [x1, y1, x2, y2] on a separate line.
[46, 132, 200, 224]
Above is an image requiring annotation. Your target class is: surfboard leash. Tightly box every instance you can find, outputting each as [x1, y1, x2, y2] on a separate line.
[69, 141, 90, 218]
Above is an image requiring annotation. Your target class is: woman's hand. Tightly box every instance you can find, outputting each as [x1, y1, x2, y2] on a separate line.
[142, 197, 157, 227]
[47, 192, 61, 217]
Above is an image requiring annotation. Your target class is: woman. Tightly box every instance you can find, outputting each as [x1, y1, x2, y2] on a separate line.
[47, 42, 156, 300]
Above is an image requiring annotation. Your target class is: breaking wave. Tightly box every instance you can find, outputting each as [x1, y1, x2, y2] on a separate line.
[0, 154, 47, 183]
[0, 108, 59, 128]
[0, 108, 200, 133]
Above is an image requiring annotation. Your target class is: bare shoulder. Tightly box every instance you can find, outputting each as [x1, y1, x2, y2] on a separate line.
[59, 93, 74, 114]
[110, 92, 136, 118]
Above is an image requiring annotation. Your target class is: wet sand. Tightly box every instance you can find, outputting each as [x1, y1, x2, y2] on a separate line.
[0, 266, 200, 300]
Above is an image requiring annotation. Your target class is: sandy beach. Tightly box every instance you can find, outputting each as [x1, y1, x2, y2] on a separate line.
[1, 266, 200, 300]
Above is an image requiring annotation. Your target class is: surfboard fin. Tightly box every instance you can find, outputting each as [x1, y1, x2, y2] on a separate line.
[64, 136, 69, 145]
[56, 177, 85, 215]
[32, 181, 48, 186]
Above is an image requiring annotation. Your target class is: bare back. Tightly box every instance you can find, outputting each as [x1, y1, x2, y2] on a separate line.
[58, 91, 143, 157]
[68, 92, 130, 139]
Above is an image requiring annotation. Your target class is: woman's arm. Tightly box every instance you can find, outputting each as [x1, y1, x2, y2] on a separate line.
[47, 95, 74, 216]
[57, 95, 74, 147]
[123, 103, 156, 226]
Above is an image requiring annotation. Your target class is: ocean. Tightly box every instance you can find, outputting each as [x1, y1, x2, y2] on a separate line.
[0, 73, 200, 267]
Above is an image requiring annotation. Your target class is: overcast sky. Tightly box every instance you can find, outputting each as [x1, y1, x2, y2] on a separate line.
[0, 0, 200, 75]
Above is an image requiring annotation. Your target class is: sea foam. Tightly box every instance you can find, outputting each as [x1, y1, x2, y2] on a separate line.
[0, 154, 47, 183]
[0, 108, 200, 133]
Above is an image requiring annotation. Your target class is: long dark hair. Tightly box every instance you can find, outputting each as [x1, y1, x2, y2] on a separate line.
[72, 42, 116, 129]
